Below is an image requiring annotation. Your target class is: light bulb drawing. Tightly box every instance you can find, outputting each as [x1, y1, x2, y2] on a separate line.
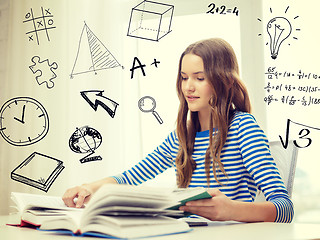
[257, 6, 300, 60]
[267, 17, 292, 60]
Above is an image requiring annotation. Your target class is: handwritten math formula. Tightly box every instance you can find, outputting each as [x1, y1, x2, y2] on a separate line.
[264, 94, 320, 106]
[264, 82, 320, 93]
[206, 3, 239, 16]
[265, 67, 320, 80]
[279, 119, 320, 149]
[264, 67, 320, 106]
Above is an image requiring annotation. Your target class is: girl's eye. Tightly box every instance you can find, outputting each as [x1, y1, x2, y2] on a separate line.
[197, 78, 205, 81]
[181, 76, 188, 80]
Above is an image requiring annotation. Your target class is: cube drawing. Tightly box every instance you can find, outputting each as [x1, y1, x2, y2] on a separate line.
[127, 0, 174, 41]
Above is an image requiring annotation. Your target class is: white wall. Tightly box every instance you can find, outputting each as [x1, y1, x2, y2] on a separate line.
[2, 0, 319, 223]
[0, 0, 264, 214]
[136, 11, 243, 187]
[0, 0, 142, 214]
[262, 0, 320, 222]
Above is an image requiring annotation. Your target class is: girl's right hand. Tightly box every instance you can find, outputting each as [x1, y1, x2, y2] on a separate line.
[62, 184, 93, 208]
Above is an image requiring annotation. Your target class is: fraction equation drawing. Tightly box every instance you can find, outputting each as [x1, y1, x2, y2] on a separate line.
[138, 96, 163, 124]
[279, 119, 320, 149]
[264, 82, 320, 106]
[265, 67, 320, 80]
[69, 126, 103, 164]
[263, 66, 320, 106]
[11, 152, 64, 192]
[29, 56, 58, 89]
[80, 90, 119, 118]
[23, 7, 56, 45]
[257, 6, 300, 59]
[70, 22, 122, 78]
[127, 0, 174, 41]
[264, 95, 320, 106]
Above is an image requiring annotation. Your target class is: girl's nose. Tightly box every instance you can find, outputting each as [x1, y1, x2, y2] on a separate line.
[186, 79, 195, 92]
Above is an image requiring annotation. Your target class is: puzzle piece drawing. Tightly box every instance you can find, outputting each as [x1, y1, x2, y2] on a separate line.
[29, 56, 58, 89]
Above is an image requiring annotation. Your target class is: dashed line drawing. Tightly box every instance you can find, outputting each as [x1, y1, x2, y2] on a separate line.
[69, 126, 103, 163]
[127, 0, 174, 41]
[70, 22, 122, 78]
[138, 96, 163, 124]
[11, 152, 64, 192]
[29, 56, 58, 89]
[23, 7, 56, 45]
[80, 90, 119, 118]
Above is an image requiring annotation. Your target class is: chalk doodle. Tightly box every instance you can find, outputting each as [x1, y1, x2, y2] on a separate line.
[279, 119, 320, 149]
[138, 96, 163, 124]
[29, 56, 58, 89]
[70, 22, 122, 78]
[69, 126, 103, 163]
[80, 90, 119, 118]
[0, 97, 49, 146]
[257, 6, 300, 59]
[130, 57, 160, 79]
[11, 152, 64, 192]
[206, 3, 239, 16]
[127, 0, 174, 41]
[23, 7, 56, 45]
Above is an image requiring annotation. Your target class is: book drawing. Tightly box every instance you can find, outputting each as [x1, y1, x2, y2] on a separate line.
[11, 152, 65, 192]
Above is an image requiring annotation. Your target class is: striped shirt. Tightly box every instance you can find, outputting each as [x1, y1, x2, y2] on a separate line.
[113, 111, 294, 223]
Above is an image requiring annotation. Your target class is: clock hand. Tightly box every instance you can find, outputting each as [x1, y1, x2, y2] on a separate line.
[13, 105, 26, 124]
[14, 117, 25, 124]
[21, 105, 26, 122]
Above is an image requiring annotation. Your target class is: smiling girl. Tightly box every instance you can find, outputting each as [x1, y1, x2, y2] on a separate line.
[63, 38, 293, 223]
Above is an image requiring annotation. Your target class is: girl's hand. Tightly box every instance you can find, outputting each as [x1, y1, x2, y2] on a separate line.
[179, 188, 236, 221]
[62, 177, 117, 208]
[62, 184, 93, 208]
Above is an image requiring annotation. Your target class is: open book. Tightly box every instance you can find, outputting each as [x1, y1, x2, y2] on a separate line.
[10, 192, 81, 227]
[11, 184, 211, 238]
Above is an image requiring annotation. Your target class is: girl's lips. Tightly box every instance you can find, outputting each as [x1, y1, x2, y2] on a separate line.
[186, 96, 199, 102]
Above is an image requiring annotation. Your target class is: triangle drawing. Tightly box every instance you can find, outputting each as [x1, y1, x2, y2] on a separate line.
[70, 22, 122, 78]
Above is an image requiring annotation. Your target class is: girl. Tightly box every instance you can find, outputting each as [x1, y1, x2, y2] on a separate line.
[63, 38, 293, 223]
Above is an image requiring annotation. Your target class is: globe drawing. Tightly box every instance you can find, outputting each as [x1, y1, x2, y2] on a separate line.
[69, 126, 102, 163]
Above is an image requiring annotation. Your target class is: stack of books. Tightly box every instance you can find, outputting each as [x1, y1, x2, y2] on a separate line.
[10, 184, 211, 239]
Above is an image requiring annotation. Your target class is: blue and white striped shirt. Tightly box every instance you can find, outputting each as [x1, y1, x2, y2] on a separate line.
[113, 112, 294, 223]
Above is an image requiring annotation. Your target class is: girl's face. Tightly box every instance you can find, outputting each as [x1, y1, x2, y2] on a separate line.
[180, 54, 214, 115]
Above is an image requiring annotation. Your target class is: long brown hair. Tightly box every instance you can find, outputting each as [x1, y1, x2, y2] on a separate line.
[175, 38, 251, 188]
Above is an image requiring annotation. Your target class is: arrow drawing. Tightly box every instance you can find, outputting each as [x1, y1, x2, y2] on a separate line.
[80, 90, 119, 118]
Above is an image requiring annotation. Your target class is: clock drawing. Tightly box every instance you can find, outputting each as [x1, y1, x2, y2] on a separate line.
[0, 97, 49, 146]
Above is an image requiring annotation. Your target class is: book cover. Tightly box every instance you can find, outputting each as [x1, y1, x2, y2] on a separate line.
[11, 152, 65, 192]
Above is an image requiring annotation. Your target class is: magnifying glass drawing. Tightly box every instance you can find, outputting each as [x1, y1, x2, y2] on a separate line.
[138, 96, 163, 124]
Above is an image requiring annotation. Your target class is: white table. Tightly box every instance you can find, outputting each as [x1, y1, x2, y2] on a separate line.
[1, 215, 320, 240]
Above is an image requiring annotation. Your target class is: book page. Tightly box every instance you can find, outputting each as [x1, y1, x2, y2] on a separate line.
[11, 192, 71, 212]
